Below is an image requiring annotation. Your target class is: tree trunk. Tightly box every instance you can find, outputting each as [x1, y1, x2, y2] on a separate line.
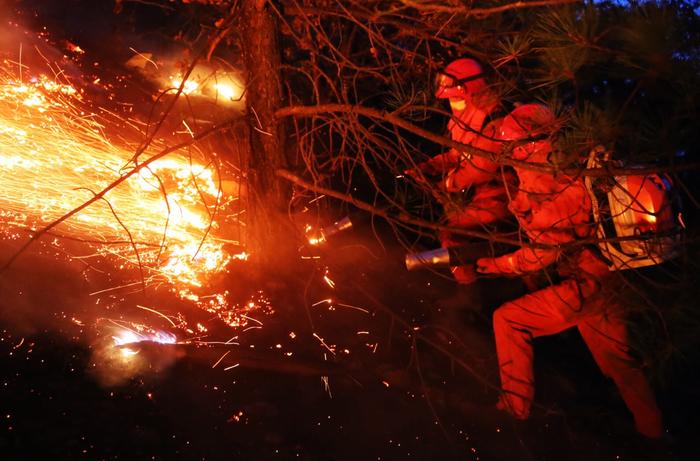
[239, 0, 295, 267]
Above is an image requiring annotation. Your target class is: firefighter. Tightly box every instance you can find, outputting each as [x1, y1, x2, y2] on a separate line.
[406, 58, 512, 285]
[475, 104, 663, 439]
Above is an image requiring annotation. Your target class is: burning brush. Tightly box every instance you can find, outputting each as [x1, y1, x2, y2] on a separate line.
[0, 57, 245, 293]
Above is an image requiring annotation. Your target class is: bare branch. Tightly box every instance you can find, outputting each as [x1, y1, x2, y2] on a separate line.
[276, 168, 522, 245]
[276, 104, 700, 176]
[398, 0, 581, 16]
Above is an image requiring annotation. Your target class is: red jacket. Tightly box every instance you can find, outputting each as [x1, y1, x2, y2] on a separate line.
[479, 142, 592, 274]
[417, 110, 505, 193]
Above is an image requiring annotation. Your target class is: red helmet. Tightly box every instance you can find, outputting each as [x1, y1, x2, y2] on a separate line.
[435, 58, 486, 99]
[498, 104, 557, 141]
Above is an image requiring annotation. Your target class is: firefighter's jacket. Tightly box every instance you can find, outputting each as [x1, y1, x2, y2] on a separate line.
[482, 143, 592, 273]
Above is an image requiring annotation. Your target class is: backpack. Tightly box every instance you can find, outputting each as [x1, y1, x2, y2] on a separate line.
[585, 147, 684, 270]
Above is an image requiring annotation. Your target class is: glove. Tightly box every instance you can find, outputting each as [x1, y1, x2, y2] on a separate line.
[404, 164, 438, 186]
[476, 255, 522, 275]
[476, 257, 499, 274]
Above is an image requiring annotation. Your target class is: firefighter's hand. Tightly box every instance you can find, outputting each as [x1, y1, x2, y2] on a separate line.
[403, 167, 420, 179]
[404, 166, 433, 185]
[477, 256, 522, 275]
[475, 257, 499, 274]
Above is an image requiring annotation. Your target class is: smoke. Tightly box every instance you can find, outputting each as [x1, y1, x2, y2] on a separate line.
[0, 237, 189, 388]
[0, 241, 92, 335]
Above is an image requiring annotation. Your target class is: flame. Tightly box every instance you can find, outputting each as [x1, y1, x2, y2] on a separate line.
[166, 65, 244, 105]
[116, 329, 177, 345]
[169, 76, 200, 95]
[0, 62, 243, 290]
[307, 234, 324, 246]
[112, 328, 177, 357]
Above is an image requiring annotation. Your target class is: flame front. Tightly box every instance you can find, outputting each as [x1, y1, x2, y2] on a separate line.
[0, 62, 242, 289]
[112, 328, 177, 357]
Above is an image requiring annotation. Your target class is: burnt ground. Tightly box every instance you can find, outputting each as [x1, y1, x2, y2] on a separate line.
[1, 222, 699, 461]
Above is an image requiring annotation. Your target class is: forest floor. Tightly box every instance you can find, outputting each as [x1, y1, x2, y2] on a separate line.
[1, 221, 698, 461]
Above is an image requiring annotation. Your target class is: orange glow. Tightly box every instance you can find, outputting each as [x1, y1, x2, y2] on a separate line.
[112, 326, 177, 358]
[0, 64, 243, 293]
[635, 185, 658, 230]
[165, 65, 245, 105]
[639, 191, 657, 223]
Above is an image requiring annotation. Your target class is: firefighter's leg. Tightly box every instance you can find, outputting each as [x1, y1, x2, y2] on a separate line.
[493, 279, 585, 419]
[578, 310, 663, 438]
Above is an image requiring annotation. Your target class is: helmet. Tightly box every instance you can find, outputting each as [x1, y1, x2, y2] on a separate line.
[435, 58, 486, 99]
[498, 104, 557, 141]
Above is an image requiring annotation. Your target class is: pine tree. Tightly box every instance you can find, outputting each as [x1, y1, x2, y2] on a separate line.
[177, 0, 700, 380]
[60, 0, 700, 380]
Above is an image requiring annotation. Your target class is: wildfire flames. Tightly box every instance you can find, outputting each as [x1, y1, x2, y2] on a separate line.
[0, 25, 361, 402]
[112, 325, 177, 358]
[0, 62, 242, 291]
[0, 36, 286, 386]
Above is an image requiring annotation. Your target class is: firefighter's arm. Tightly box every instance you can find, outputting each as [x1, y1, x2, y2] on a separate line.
[406, 149, 460, 176]
[444, 155, 499, 191]
[476, 247, 559, 275]
[444, 126, 502, 190]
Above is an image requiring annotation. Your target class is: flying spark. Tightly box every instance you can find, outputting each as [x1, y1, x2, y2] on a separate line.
[0, 61, 246, 304]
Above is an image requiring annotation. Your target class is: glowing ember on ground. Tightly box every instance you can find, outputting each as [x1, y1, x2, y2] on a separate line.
[112, 327, 177, 357]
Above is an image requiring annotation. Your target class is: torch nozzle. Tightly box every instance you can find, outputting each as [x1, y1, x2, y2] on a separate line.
[321, 216, 353, 238]
[405, 248, 450, 271]
[405, 242, 515, 271]
[308, 216, 353, 245]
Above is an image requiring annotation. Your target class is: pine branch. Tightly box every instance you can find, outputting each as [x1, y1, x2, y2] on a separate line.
[275, 103, 700, 176]
[398, 0, 582, 16]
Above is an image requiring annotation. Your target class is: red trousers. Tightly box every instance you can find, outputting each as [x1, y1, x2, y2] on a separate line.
[493, 250, 663, 438]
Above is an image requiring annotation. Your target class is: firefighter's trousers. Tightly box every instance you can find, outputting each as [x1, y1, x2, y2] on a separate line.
[493, 254, 663, 438]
